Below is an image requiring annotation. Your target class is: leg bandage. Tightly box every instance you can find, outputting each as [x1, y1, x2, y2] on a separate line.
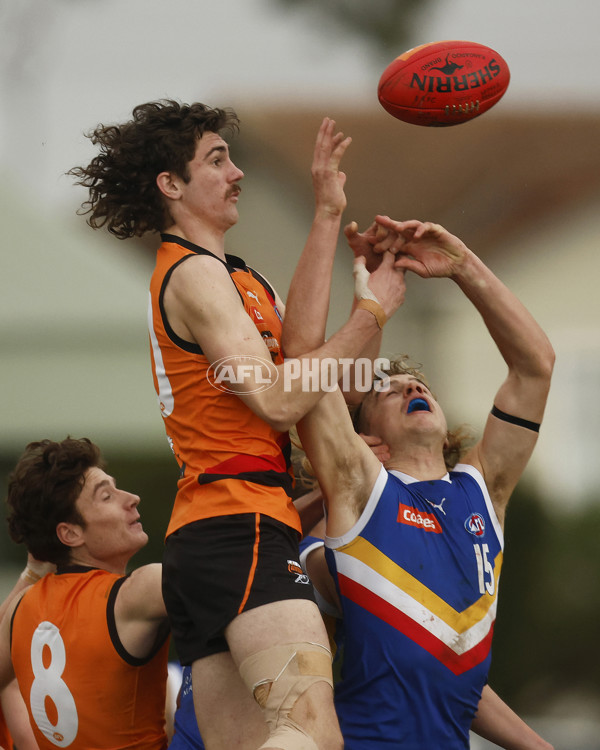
[239, 642, 333, 750]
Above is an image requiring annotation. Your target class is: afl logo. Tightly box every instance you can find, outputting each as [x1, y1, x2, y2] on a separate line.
[207, 355, 277, 394]
[465, 513, 486, 537]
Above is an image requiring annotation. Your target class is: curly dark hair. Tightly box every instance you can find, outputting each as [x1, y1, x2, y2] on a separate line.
[68, 100, 240, 239]
[6, 437, 104, 565]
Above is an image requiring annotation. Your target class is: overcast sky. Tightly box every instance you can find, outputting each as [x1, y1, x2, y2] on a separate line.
[1, 0, 599, 211]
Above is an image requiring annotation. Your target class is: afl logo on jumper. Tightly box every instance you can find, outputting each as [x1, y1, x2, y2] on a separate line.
[465, 513, 486, 537]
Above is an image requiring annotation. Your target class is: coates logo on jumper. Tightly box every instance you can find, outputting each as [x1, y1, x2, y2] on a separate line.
[207, 355, 277, 394]
[465, 513, 486, 537]
[397, 503, 442, 534]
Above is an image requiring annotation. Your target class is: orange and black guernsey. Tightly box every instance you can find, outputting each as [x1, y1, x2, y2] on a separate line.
[148, 235, 299, 538]
[10, 568, 169, 750]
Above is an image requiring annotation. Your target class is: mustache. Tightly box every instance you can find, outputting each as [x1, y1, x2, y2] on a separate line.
[227, 185, 242, 198]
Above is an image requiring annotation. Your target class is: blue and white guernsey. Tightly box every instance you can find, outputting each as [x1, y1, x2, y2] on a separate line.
[325, 463, 504, 749]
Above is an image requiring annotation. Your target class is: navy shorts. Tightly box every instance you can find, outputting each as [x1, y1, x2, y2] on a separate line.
[162, 513, 316, 665]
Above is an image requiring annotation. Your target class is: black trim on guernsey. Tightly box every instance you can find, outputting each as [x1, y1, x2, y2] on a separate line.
[56, 564, 99, 575]
[158, 234, 276, 355]
[490, 404, 541, 433]
[9, 599, 22, 647]
[247, 267, 276, 301]
[8, 566, 170, 660]
[10, 565, 100, 644]
[106, 575, 170, 665]
[197, 469, 294, 498]
[158, 255, 203, 354]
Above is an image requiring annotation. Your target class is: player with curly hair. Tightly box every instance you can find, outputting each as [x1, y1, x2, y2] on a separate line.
[70, 100, 408, 750]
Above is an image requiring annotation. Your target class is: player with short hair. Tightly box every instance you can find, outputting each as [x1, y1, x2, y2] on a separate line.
[284, 218, 555, 748]
[70, 101, 407, 750]
[0, 437, 170, 750]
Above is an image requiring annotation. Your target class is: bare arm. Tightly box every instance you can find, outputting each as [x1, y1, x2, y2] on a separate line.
[303, 540, 341, 613]
[287, 256, 407, 534]
[167, 243, 405, 434]
[0, 594, 20, 692]
[1, 679, 39, 750]
[302, 545, 554, 750]
[296, 387, 383, 537]
[285, 213, 406, 404]
[293, 487, 326, 538]
[0, 555, 55, 693]
[113, 563, 168, 660]
[472, 685, 554, 750]
[0, 555, 54, 625]
[379, 218, 555, 524]
[281, 118, 351, 357]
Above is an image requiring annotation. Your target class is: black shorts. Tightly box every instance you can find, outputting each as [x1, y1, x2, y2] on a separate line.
[162, 513, 316, 665]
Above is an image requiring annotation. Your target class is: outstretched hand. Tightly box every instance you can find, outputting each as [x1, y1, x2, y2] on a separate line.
[312, 117, 352, 218]
[373, 217, 471, 278]
[344, 218, 408, 272]
[344, 220, 386, 272]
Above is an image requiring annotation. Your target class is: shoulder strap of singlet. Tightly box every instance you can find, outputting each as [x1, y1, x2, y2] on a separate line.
[9, 594, 25, 648]
[106, 575, 170, 666]
[160, 234, 274, 297]
[158, 235, 277, 354]
[247, 266, 276, 301]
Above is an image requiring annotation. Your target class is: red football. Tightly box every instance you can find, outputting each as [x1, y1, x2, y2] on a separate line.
[378, 40, 510, 127]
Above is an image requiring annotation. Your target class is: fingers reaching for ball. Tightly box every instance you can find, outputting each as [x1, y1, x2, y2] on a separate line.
[311, 117, 352, 218]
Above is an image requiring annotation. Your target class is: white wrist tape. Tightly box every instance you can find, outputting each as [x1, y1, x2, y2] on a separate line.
[353, 260, 387, 328]
[353, 259, 380, 303]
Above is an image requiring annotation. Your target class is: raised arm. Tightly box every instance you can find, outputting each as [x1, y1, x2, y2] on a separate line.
[168, 241, 406, 433]
[297, 387, 383, 537]
[282, 122, 406, 408]
[379, 217, 555, 523]
[281, 117, 351, 357]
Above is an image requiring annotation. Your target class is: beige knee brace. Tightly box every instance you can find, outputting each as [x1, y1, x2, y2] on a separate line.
[239, 642, 333, 750]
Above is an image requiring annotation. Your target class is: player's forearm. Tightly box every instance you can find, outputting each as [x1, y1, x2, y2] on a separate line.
[293, 488, 325, 538]
[341, 296, 384, 406]
[282, 212, 342, 357]
[471, 685, 554, 750]
[1, 680, 39, 750]
[243, 308, 383, 432]
[0, 557, 52, 623]
[452, 252, 554, 382]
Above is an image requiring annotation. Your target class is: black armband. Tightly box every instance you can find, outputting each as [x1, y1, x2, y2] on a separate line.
[491, 405, 540, 433]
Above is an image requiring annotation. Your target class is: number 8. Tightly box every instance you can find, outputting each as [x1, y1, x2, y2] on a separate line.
[30, 621, 78, 747]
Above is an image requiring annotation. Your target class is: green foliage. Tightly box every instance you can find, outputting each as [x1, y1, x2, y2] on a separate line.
[269, 0, 429, 58]
[489, 486, 600, 713]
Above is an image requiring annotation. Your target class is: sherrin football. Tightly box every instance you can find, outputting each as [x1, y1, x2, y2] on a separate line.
[378, 40, 510, 127]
